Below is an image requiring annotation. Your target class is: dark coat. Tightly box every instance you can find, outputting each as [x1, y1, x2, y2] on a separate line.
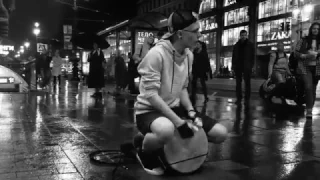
[192, 50, 211, 78]
[87, 50, 105, 88]
[232, 40, 255, 73]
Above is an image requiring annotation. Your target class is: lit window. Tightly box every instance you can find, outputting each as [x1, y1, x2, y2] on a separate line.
[224, 7, 249, 26]
[224, 0, 236, 7]
[199, 16, 218, 32]
[199, 0, 216, 14]
[258, 0, 293, 19]
[222, 26, 249, 46]
[257, 18, 292, 42]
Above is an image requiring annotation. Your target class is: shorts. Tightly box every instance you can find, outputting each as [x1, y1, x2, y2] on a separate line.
[135, 106, 217, 135]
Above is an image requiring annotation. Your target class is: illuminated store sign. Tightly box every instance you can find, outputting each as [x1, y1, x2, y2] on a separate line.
[0, 77, 14, 84]
[0, 45, 13, 55]
[135, 31, 156, 45]
[224, 0, 236, 7]
[258, 41, 291, 50]
[270, 31, 291, 40]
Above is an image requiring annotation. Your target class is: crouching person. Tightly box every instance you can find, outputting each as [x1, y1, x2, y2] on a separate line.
[133, 10, 230, 176]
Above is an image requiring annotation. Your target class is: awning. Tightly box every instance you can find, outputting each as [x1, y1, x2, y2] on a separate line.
[129, 12, 168, 29]
[97, 12, 168, 36]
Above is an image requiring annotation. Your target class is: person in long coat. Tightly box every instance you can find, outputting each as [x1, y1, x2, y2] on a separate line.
[87, 43, 105, 98]
[51, 49, 62, 86]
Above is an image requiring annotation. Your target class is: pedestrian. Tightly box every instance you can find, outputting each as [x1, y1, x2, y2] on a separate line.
[231, 30, 255, 105]
[191, 40, 212, 104]
[133, 10, 229, 176]
[132, 35, 154, 64]
[51, 49, 63, 87]
[268, 42, 292, 84]
[128, 52, 140, 94]
[38, 49, 52, 90]
[87, 42, 106, 98]
[115, 54, 128, 92]
[294, 22, 320, 118]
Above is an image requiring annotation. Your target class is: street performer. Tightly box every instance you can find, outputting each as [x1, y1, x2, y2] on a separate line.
[134, 10, 230, 175]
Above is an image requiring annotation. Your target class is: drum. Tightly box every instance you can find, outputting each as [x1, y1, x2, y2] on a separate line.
[160, 120, 208, 174]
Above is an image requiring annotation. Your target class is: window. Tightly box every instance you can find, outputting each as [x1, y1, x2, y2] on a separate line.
[199, 16, 218, 32]
[199, 0, 216, 14]
[258, 0, 293, 19]
[224, 7, 249, 26]
[201, 32, 217, 73]
[222, 26, 249, 46]
[224, 0, 236, 7]
[257, 17, 292, 42]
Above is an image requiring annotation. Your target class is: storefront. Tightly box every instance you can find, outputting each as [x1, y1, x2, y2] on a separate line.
[255, 0, 293, 78]
[199, 14, 218, 74]
[97, 12, 167, 79]
[221, 0, 250, 74]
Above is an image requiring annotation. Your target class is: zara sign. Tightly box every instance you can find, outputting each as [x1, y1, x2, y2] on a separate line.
[270, 31, 291, 40]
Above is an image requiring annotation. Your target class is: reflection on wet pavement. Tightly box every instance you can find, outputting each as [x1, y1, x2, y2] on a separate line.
[0, 81, 320, 179]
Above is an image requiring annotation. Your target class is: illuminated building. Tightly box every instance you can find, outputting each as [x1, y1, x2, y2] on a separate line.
[198, 0, 320, 78]
[98, 0, 320, 78]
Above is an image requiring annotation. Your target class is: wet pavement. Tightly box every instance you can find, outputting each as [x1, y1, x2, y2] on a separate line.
[1, 80, 320, 179]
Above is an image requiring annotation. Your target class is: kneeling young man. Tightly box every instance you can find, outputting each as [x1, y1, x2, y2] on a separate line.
[134, 10, 229, 175]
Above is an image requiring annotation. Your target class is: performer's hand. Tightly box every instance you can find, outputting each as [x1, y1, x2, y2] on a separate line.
[188, 110, 203, 128]
[177, 122, 194, 139]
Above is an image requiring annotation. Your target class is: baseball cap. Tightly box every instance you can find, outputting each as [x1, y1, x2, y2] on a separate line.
[162, 10, 199, 39]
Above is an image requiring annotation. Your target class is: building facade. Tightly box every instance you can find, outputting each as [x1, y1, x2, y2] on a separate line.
[135, 0, 320, 78]
[198, 0, 320, 78]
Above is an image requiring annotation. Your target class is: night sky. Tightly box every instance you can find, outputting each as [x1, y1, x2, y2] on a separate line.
[9, 0, 138, 46]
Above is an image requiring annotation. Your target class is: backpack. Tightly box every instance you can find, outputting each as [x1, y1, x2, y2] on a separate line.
[271, 52, 287, 67]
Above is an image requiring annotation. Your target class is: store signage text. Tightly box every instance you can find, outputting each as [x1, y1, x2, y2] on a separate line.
[0, 45, 14, 55]
[0, 77, 14, 84]
[136, 31, 156, 45]
[258, 40, 291, 50]
[270, 31, 291, 40]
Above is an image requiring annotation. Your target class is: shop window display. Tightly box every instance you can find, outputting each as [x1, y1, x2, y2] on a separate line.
[257, 17, 291, 42]
[222, 26, 249, 46]
[224, 0, 237, 7]
[224, 7, 249, 26]
[199, 0, 216, 14]
[258, 0, 293, 19]
[199, 16, 218, 32]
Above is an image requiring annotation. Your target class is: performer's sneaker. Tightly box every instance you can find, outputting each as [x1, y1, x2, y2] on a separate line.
[136, 149, 164, 176]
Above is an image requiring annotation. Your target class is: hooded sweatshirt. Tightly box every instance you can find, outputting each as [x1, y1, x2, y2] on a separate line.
[135, 39, 193, 115]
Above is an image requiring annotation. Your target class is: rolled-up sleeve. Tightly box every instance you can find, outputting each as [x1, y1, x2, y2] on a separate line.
[138, 49, 163, 98]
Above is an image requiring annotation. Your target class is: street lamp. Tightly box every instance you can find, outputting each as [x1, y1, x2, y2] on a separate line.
[33, 22, 40, 53]
[24, 41, 30, 49]
[33, 28, 40, 36]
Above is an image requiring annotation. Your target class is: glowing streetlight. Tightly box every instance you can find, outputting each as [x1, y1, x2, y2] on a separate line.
[33, 28, 40, 36]
[24, 42, 30, 48]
